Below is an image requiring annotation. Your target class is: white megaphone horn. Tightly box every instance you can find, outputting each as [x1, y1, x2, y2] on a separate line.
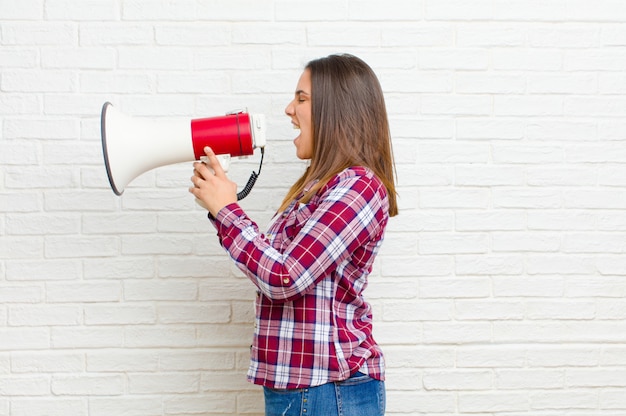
[100, 102, 266, 200]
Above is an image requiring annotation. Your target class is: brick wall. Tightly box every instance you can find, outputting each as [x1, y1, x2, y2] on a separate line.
[2, 1, 626, 414]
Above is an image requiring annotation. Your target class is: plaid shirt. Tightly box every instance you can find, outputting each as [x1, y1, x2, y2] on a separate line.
[211, 166, 388, 389]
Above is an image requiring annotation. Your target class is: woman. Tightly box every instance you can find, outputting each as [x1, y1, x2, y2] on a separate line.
[190, 54, 398, 416]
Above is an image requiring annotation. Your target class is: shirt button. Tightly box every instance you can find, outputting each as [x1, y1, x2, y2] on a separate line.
[283, 278, 290, 284]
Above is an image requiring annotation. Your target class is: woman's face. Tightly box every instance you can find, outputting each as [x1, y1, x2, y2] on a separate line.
[285, 69, 313, 160]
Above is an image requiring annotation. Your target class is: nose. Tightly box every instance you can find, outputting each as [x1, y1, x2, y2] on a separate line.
[285, 99, 295, 116]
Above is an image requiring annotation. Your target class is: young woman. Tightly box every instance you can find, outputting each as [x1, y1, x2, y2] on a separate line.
[190, 53, 398, 416]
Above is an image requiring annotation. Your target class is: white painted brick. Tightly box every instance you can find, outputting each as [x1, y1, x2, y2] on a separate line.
[528, 72, 597, 94]
[457, 118, 525, 140]
[601, 347, 626, 366]
[1, 23, 77, 45]
[422, 46, 489, 70]
[123, 280, 197, 301]
[459, 392, 528, 412]
[423, 370, 492, 390]
[0, 237, 43, 259]
[0, 94, 40, 115]
[11, 352, 84, 373]
[528, 23, 600, 47]
[88, 397, 162, 416]
[163, 394, 237, 415]
[492, 232, 561, 252]
[602, 24, 626, 46]
[387, 391, 456, 413]
[10, 399, 87, 416]
[7, 214, 80, 236]
[567, 369, 626, 388]
[423, 322, 492, 344]
[197, 324, 253, 347]
[0, 49, 38, 68]
[6, 259, 82, 281]
[158, 350, 236, 371]
[0, 286, 43, 303]
[381, 71, 452, 93]
[83, 257, 155, 280]
[527, 300, 595, 320]
[129, 372, 199, 394]
[0, 141, 32, 169]
[456, 23, 525, 47]
[530, 390, 597, 410]
[566, 276, 626, 297]
[493, 276, 564, 298]
[44, 236, 119, 258]
[86, 350, 158, 372]
[456, 210, 525, 231]
[599, 166, 626, 186]
[80, 72, 154, 94]
[124, 326, 197, 348]
[456, 254, 524, 276]
[78, 23, 154, 46]
[6, 167, 78, 190]
[381, 24, 452, 47]
[455, 165, 524, 186]
[0, 328, 50, 351]
[422, 94, 492, 115]
[495, 95, 563, 116]
[493, 188, 562, 209]
[527, 346, 600, 367]
[600, 389, 626, 410]
[597, 300, 626, 320]
[84, 304, 156, 325]
[51, 327, 123, 349]
[493, 0, 568, 21]
[52, 375, 124, 396]
[8, 305, 82, 326]
[455, 299, 525, 320]
[1, 71, 77, 93]
[157, 303, 230, 324]
[425, 0, 492, 20]
[457, 346, 526, 368]
[383, 300, 452, 322]
[528, 210, 596, 231]
[197, 0, 274, 21]
[456, 72, 526, 94]
[418, 233, 489, 254]
[155, 24, 231, 46]
[493, 48, 562, 70]
[232, 23, 304, 45]
[381, 255, 453, 277]
[420, 277, 491, 298]
[3, 118, 79, 140]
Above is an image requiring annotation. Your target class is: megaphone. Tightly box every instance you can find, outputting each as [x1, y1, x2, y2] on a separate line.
[100, 102, 266, 199]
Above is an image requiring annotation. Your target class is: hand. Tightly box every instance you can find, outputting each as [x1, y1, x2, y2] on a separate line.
[189, 147, 238, 217]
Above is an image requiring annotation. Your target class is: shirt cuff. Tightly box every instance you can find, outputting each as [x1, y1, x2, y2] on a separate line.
[212, 202, 245, 233]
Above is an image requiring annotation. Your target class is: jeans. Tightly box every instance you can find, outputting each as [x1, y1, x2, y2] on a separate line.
[263, 372, 385, 416]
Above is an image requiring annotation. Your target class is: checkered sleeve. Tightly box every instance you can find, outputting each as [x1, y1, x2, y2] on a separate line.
[212, 171, 387, 302]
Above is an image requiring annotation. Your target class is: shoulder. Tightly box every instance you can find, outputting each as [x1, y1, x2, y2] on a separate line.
[325, 166, 384, 193]
[320, 166, 388, 207]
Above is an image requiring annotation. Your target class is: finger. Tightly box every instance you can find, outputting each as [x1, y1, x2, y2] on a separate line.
[204, 147, 226, 178]
[193, 161, 212, 180]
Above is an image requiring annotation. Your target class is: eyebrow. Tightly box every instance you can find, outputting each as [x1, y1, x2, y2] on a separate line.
[296, 89, 310, 96]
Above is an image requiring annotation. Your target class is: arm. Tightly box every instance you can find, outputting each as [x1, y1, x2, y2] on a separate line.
[213, 171, 388, 302]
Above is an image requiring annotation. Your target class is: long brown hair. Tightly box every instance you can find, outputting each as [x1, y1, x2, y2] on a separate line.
[278, 54, 398, 216]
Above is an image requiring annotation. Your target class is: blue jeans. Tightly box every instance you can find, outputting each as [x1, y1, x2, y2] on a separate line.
[263, 372, 385, 416]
